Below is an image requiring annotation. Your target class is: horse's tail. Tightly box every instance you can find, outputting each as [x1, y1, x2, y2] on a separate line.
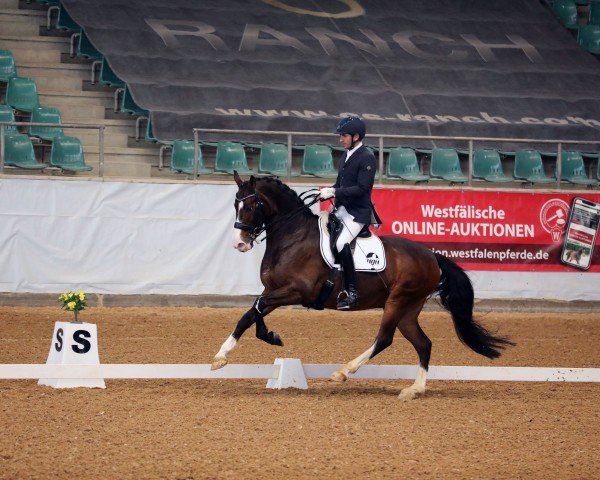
[434, 253, 514, 359]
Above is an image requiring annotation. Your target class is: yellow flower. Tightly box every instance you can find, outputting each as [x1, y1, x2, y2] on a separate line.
[78, 291, 85, 301]
[67, 301, 76, 310]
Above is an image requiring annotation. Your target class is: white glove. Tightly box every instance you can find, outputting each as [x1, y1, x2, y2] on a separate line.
[319, 187, 335, 200]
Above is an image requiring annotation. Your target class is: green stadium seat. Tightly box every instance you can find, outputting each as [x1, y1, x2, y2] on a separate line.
[170, 140, 212, 175]
[121, 85, 148, 116]
[301, 144, 337, 178]
[0, 50, 17, 83]
[29, 106, 64, 142]
[473, 149, 513, 182]
[215, 141, 253, 174]
[4, 133, 46, 170]
[514, 150, 555, 184]
[0, 105, 17, 135]
[386, 147, 429, 182]
[56, 4, 81, 32]
[430, 148, 468, 183]
[77, 31, 102, 60]
[552, 0, 579, 29]
[50, 136, 93, 172]
[99, 58, 125, 88]
[577, 25, 600, 54]
[589, 2, 600, 25]
[4, 76, 39, 112]
[258, 143, 288, 175]
[560, 151, 598, 187]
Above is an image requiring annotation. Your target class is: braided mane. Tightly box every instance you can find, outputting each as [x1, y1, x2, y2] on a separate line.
[254, 176, 310, 211]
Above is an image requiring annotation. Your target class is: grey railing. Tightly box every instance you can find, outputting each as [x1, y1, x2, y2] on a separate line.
[193, 127, 599, 188]
[0, 122, 105, 176]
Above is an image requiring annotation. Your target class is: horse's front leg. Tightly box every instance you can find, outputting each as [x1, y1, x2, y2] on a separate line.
[211, 286, 304, 370]
[211, 306, 260, 370]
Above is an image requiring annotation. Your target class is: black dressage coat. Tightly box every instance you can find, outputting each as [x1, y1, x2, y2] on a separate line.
[332, 145, 376, 225]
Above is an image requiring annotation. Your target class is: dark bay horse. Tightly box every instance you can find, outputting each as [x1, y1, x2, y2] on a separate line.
[212, 172, 513, 400]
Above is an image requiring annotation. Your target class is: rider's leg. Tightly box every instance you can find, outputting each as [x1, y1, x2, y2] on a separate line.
[337, 243, 358, 309]
[334, 207, 364, 310]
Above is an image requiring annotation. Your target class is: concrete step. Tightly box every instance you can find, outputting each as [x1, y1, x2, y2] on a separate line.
[38, 102, 108, 121]
[2, 44, 60, 64]
[17, 61, 89, 73]
[0, 21, 39, 36]
[70, 128, 162, 150]
[83, 148, 158, 178]
[0, 34, 68, 46]
[0, 0, 19, 9]
[64, 129, 129, 149]
[39, 90, 113, 110]
[34, 73, 85, 92]
[0, 8, 45, 21]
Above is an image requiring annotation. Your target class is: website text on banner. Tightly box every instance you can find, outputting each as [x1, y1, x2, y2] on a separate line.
[369, 190, 600, 273]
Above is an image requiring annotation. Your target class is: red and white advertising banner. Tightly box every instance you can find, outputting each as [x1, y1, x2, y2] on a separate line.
[369, 190, 600, 273]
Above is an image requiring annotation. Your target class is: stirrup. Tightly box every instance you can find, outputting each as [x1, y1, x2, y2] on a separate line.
[336, 289, 359, 310]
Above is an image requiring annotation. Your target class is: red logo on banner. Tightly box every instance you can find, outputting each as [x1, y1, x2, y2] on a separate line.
[539, 199, 569, 242]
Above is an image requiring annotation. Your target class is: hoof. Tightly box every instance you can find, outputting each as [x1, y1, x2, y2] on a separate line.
[211, 357, 228, 370]
[330, 370, 348, 382]
[271, 331, 284, 347]
[398, 388, 423, 401]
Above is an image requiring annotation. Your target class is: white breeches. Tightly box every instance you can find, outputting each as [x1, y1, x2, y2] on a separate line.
[335, 206, 365, 252]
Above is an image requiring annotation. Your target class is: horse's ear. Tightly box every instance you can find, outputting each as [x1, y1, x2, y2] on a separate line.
[249, 175, 256, 187]
[233, 170, 243, 187]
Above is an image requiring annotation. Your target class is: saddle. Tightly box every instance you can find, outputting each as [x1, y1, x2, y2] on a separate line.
[318, 212, 386, 272]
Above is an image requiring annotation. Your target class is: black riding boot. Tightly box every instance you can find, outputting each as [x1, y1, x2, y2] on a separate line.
[337, 243, 359, 310]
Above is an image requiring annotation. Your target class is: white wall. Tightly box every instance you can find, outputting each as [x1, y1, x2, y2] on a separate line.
[0, 178, 598, 300]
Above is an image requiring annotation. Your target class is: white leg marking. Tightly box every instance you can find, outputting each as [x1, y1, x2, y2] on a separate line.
[216, 334, 237, 358]
[331, 343, 375, 382]
[398, 364, 428, 401]
[211, 334, 237, 370]
[347, 343, 376, 374]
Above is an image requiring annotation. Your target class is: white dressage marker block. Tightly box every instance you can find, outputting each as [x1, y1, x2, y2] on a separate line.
[38, 322, 105, 389]
[266, 358, 308, 390]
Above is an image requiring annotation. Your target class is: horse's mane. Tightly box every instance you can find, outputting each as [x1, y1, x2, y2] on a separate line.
[255, 176, 316, 216]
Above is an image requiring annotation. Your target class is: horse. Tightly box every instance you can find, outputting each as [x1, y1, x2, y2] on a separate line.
[565, 248, 583, 265]
[211, 171, 514, 400]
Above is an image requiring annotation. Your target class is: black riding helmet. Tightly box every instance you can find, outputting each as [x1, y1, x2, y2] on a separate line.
[334, 116, 366, 140]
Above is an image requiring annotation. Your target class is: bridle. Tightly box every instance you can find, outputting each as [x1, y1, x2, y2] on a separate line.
[233, 187, 321, 244]
[234, 192, 266, 241]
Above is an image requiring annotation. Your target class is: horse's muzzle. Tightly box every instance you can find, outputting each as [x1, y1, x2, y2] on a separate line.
[232, 228, 254, 252]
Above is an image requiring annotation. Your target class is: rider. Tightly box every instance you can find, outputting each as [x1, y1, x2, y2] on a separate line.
[319, 116, 376, 310]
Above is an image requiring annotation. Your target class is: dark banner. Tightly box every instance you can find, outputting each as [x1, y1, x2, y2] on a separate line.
[63, 0, 600, 146]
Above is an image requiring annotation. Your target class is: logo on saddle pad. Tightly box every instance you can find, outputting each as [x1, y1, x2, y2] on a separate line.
[366, 252, 380, 266]
[318, 212, 386, 272]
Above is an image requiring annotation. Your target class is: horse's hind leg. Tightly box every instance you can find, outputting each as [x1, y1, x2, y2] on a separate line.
[396, 304, 432, 401]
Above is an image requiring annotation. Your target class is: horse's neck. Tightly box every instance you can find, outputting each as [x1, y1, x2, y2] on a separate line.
[263, 212, 319, 256]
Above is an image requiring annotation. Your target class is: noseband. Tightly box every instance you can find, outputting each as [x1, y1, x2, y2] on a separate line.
[234, 192, 266, 240]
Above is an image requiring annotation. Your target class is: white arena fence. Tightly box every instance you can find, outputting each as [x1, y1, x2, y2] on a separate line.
[1, 360, 599, 389]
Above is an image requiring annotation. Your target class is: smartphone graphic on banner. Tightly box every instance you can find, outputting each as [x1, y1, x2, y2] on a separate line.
[560, 197, 600, 270]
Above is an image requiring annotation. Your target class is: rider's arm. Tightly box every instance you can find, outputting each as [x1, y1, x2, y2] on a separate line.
[334, 156, 376, 200]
